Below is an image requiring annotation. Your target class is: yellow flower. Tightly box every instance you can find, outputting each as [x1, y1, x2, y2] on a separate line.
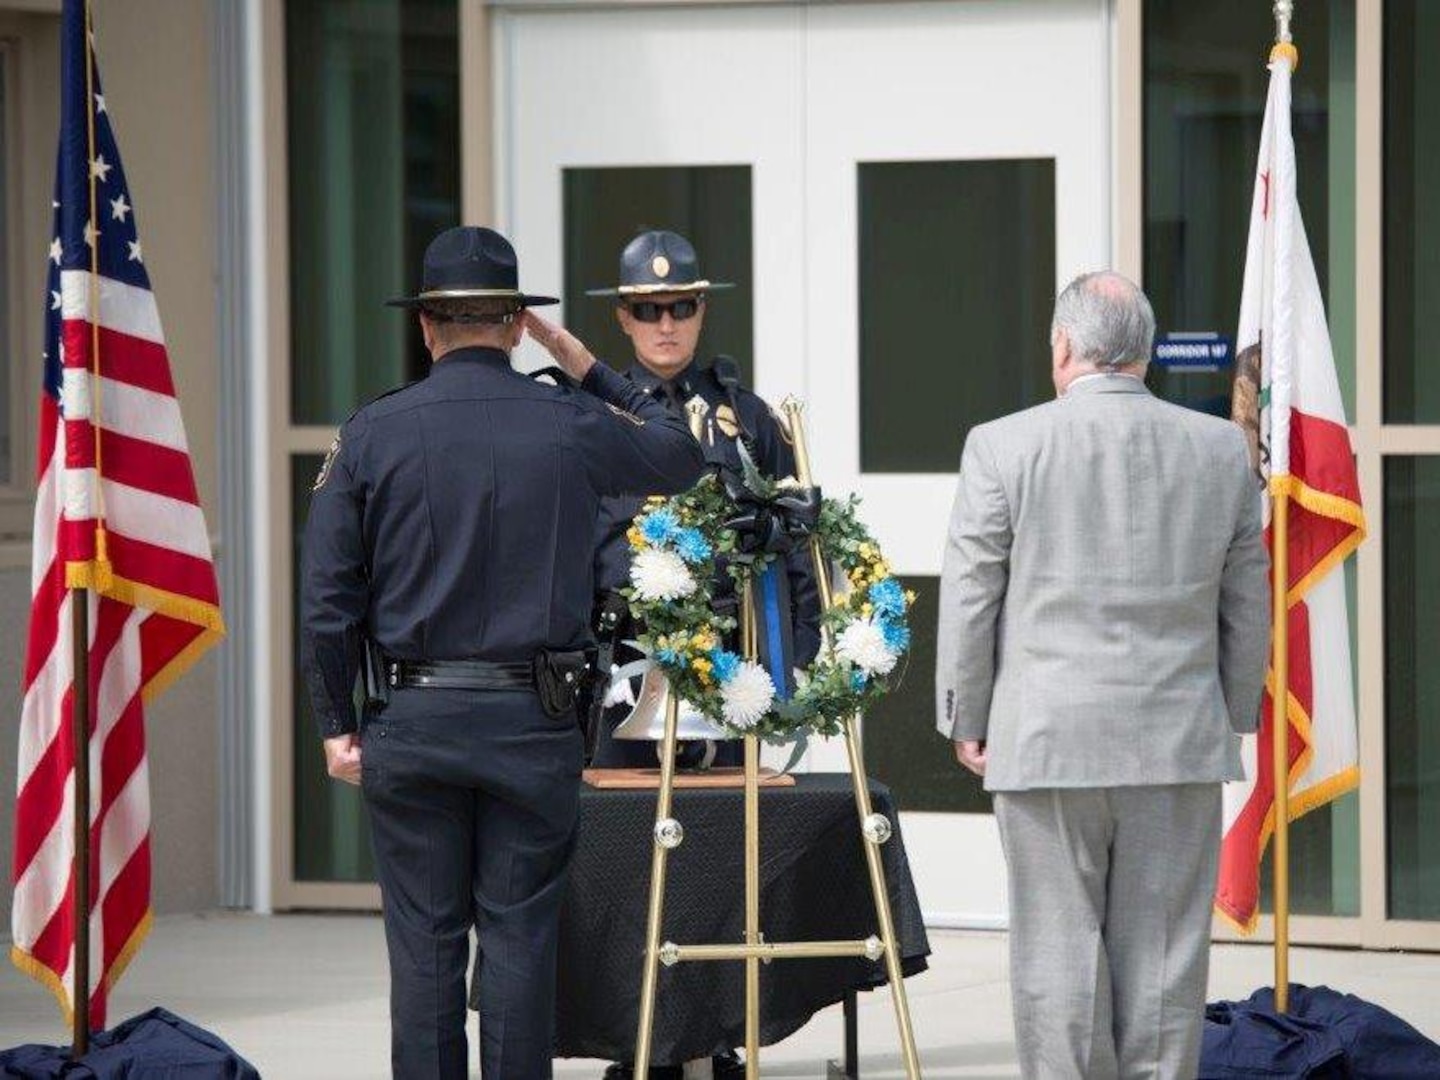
[627, 526, 645, 549]
[645, 495, 667, 507]
[904, 589, 917, 604]
[858, 542, 874, 559]
[861, 602, 873, 617]
[692, 628, 717, 652]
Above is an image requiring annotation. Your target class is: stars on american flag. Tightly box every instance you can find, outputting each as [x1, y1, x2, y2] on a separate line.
[110, 193, 130, 222]
[83, 219, 100, 248]
[127, 240, 144, 264]
[49, 237, 63, 265]
[89, 153, 112, 183]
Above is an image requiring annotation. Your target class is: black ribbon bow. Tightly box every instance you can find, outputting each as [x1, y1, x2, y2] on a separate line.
[719, 467, 821, 556]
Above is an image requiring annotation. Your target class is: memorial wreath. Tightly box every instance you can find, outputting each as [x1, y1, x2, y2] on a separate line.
[624, 462, 914, 740]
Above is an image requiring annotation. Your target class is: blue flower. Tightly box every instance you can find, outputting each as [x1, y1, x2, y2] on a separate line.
[656, 647, 686, 668]
[869, 578, 906, 618]
[880, 618, 911, 654]
[850, 670, 869, 692]
[708, 649, 741, 684]
[640, 507, 681, 546]
[674, 527, 713, 565]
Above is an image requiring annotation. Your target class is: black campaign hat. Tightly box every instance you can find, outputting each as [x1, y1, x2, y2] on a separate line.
[387, 226, 559, 310]
[586, 230, 735, 298]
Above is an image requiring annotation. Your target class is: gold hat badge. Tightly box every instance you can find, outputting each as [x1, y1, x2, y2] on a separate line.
[651, 255, 671, 279]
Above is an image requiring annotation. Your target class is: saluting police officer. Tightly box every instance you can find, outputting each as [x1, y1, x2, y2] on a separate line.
[584, 230, 821, 1079]
[300, 226, 704, 1080]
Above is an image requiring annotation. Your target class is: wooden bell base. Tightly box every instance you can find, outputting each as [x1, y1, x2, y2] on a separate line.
[582, 766, 796, 790]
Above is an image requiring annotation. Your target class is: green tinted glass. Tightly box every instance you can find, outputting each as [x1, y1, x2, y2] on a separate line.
[858, 160, 1055, 473]
[1384, 2, 1440, 423]
[287, 0, 459, 425]
[292, 455, 376, 884]
[864, 577, 991, 815]
[1144, 0, 1355, 420]
[1385, 456, 1440, 919]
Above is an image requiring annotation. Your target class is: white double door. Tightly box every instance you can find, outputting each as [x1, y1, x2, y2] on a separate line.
[496, 0, 1113, 925]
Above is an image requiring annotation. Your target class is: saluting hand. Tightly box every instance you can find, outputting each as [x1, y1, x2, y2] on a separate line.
[324, 733, 363, 786]
[521, 310, 597, 381]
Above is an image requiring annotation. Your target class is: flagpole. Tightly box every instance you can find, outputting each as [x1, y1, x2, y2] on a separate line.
[1270, 0, 1296, 1018]
[70, 0, 102, 1055]
[1271, 489, 1292, 1014]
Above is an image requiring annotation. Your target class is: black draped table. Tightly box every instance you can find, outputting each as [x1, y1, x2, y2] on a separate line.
[554, 773, 930, 1067]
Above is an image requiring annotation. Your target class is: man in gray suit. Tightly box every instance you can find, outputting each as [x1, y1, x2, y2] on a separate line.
[935, 272, 1270, 1079]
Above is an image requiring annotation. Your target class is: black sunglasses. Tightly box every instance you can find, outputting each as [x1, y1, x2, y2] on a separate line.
[625, 298, 702, 323]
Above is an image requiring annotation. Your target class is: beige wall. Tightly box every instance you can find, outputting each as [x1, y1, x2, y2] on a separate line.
[0, 0, 222, 930]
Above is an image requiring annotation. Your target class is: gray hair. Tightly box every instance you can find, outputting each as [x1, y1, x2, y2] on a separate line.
[1049, 271, 1155, 370]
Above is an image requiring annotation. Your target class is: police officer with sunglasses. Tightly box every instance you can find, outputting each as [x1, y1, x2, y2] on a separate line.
[582, 230, 821, 1079]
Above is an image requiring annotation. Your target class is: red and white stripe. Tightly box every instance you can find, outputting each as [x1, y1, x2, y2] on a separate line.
[11, 268, 221, 1028]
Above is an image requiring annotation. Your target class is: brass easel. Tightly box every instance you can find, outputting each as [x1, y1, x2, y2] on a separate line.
[632, 398, 922, 1078]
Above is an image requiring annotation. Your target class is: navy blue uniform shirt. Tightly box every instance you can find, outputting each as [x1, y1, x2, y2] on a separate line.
[301, 346, 705, 738]
[593, 360, 821, 664]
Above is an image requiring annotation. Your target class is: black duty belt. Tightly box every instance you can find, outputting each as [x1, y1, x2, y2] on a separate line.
[388, 658, 536, 692]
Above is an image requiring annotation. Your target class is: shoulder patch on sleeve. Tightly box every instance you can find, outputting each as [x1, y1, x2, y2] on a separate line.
[313, 434, 341, 490]
[606, 402, 645, 427]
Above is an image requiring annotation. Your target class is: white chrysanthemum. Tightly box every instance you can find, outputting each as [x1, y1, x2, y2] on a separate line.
[630, 548, 697, 601]
[721, 662, 776, 729]
[835, 617, 899, 676]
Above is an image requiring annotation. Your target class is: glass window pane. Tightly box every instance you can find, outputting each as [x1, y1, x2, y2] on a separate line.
[0, 50, 11, 484]
[858, 159, 1055, 473]
[864, 576, 991, 815]
[1144, 0, 1355, 421]
[292, 454, 376, 884]
[562, 166, 753, 385]
[1385, 456, 1440, 920]
[1384, 2, 1440, 423]
[287, 0, 459, 425]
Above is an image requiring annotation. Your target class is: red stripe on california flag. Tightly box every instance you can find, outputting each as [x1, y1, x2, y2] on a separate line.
[60, 423, 199, 504]
[1283, 409, 1363, 592]
[1215, 601, 1315, 927]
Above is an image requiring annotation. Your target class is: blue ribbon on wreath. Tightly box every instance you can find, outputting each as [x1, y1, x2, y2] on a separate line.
[718, 449, 821, 702]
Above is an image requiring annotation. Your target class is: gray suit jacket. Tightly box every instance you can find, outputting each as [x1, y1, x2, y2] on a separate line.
[934, 374, 1270, 791]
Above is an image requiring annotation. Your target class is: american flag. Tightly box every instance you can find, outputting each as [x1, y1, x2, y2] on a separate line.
[10, 0, 224, 1029]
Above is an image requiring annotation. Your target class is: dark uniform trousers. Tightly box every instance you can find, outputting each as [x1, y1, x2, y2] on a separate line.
[362, 688, 583, 1080]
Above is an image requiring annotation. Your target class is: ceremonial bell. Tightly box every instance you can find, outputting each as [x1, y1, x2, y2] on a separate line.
[611, 667, 735, 743]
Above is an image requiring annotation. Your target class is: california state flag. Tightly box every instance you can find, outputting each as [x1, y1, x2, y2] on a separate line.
[1216, 44, 1366, 932]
